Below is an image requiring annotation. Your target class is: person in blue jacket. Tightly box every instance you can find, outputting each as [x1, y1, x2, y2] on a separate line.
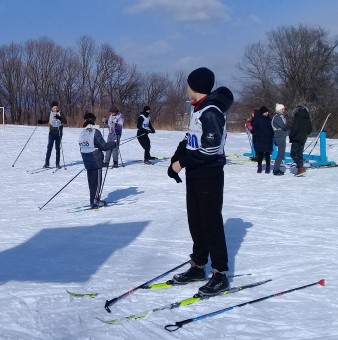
[167, 67, 234, 297]
[79, 112, 116, 209]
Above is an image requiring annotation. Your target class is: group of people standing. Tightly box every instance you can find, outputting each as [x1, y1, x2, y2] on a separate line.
[39, 102, 156, 209]
[246, 103, 312, 176]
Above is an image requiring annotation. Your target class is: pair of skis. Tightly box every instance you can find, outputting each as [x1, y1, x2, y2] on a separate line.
[28, 166, 64, 174]
[66, 260, 324, 329]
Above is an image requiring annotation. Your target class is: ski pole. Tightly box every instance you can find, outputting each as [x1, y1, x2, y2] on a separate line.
[12, 125, 39, 167]
[119, 133, 146, 146]
[104, 260, 190, 313]
[304, 113, 331, 161]
[38, 168, 84, 210]
[118, 148, 125, 167]
[97, 279, 271, 325]
[165, 278, 325, 332]
[57, 125, 67, 169]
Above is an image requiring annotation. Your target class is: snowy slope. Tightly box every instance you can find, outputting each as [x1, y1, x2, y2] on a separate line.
[0, 125, 337, 340]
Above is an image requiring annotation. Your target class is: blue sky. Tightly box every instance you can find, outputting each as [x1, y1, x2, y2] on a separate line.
[1, 0, 338, 91]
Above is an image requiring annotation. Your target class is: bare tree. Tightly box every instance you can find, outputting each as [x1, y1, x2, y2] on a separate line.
[25, 37, 64, 120]
[0, 43, 28, 123]
[238, 25, 338, 135]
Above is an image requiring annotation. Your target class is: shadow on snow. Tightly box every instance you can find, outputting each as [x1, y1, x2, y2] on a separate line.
[0, 221, 149, 284]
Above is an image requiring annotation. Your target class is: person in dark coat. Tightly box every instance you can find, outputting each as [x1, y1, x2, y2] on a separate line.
[289, 106, 312, 177]
[168, 67, 234, 297]
[79, 112, 116, 209]
[136, 106, 156, 164]
[252, 106, 274, 173]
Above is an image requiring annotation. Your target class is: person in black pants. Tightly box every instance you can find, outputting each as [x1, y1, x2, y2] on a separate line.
[167, 67, 234, 297]
[79, 112, 116, 209]
[289, 106, 312, 177]
[252, 106, 274, 174]
[38, 101, 67, 169]
[137, 106, 155, 164]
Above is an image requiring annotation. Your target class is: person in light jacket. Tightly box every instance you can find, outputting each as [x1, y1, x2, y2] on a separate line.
[271, 103, 288, 175]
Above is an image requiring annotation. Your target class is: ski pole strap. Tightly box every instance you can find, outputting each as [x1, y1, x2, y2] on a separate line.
[165, 319, 192, 332]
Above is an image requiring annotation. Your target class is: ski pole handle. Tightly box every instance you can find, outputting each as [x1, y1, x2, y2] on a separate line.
[165, 319, 192, 332]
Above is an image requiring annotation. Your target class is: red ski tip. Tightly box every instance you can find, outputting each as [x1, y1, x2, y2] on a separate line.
[318, 279, 325, 286]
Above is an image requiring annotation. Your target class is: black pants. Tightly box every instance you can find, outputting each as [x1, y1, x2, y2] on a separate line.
[137, 133, 151, 160]
[87, 168, 102, 205]
[186, 172, 228, 272]
[257, 152, 271, 166]
[291, 142, 305, 168]
[45, 131, 62, 165]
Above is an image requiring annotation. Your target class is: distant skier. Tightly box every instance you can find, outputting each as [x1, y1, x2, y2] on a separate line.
[104, 106, 125, 168]
[38, 101, 67, 169]
[79, 112, 116, 209]
[137, 106, 156, 164]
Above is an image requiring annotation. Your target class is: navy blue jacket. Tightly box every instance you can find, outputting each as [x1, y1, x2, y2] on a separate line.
[252, 114, 274, 152]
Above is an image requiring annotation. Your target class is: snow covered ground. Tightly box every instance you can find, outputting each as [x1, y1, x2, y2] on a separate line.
[1, 124, 338, 340]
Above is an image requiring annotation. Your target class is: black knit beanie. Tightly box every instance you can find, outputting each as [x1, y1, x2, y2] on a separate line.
[259, 106, 270, 115]
[187, 67, 215, 94]
[83, 112, 96, 121]
[143, 106, 150, 112]
[51, 101, 58, 107]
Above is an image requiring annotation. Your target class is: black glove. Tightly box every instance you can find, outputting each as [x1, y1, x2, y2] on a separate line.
[167, 165, 182, 183]
[151, 129, 155, 134]
[38, 119, 43, 124]
[54, 114, 61, 120]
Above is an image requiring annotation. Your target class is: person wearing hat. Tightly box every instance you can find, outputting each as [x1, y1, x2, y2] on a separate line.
[167, 67, 234, 297]
[252, 106, 274, 173]
[271, 103, 288, 175]
[38, 101, 67, 169]
[79, 112, 116, 209]
[289, 105, 312, 177]
[104, 106, 125, 168]
[136, 105, 156, 164]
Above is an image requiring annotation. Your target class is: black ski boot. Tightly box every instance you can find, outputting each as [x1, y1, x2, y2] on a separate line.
[198, 271, 229, 297]
[43, 162, 49, 168]
[56, 163, 62, 169]
[172, 265, 205, 285]
[91, 199, 107, 209]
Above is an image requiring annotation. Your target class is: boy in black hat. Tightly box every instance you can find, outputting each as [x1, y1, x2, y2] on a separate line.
[79, 112, 116, 208]
[38, 101, 67, 169]
[168, 67, 234, 297]
[137, 105, 156, 164]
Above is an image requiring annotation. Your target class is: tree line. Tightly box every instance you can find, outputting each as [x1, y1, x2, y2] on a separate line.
[0, 36, 187, 130]
[1, 25, 338, 136]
